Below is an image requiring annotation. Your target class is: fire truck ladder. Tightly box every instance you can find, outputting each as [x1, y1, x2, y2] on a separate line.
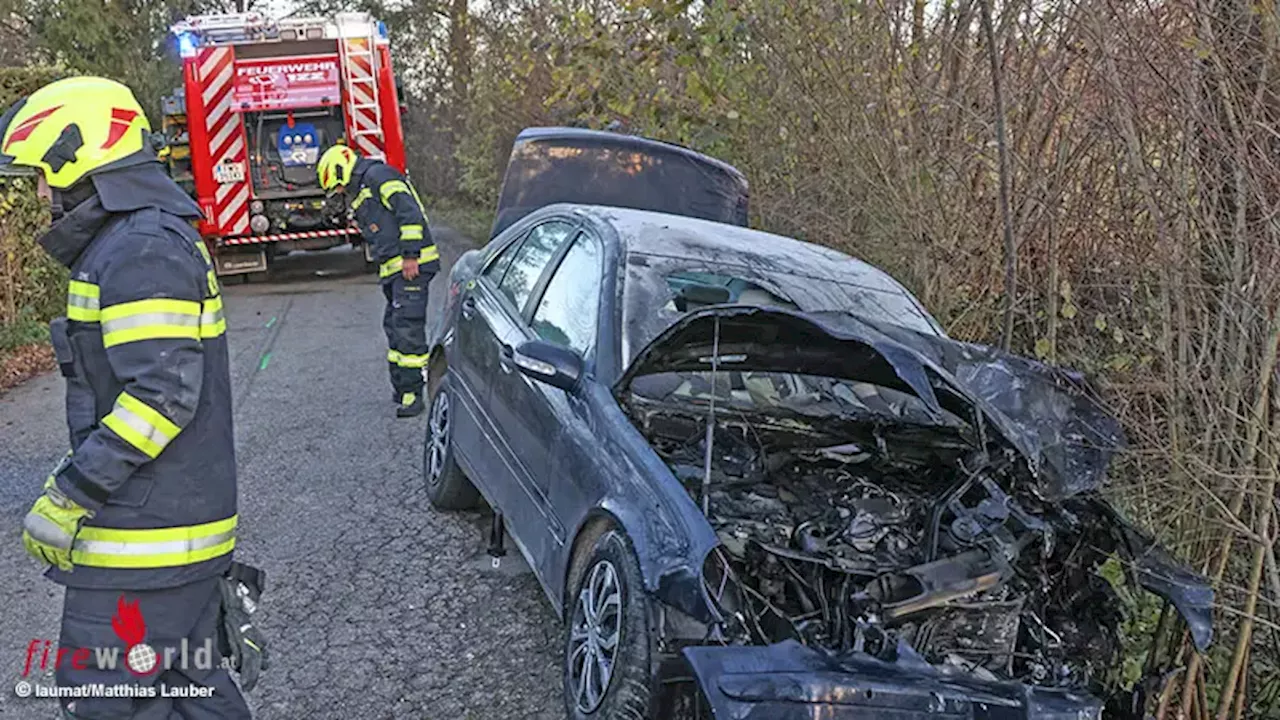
[339, 17, 385, 160]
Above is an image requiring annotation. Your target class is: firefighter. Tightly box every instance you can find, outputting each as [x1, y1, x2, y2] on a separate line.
[4, 77, 263, 718]
[317, 144, 438, 417]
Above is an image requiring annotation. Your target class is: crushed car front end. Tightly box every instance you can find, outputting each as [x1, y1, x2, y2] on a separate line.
[615, 305, 1212, 719]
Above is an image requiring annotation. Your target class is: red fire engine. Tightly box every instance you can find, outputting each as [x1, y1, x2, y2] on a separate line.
[160, 11, 407, 277]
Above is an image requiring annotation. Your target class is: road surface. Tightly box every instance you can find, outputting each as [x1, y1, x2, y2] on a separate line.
[0, 228, 565, 719]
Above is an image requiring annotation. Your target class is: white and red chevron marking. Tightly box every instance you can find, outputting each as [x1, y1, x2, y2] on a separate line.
[343, 38, 385, 160]
[198, 46, 250, 237]
[217, 228, 359, 246]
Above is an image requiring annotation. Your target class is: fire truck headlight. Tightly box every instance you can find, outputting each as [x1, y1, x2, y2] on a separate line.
[250, 214, 270, 234]
[250, 200, 265, 215]
[177, 32, 198, 58]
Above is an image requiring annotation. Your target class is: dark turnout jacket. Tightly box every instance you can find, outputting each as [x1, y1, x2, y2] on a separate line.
[43, 162, 237, 590]
[349, 158, 439, 279]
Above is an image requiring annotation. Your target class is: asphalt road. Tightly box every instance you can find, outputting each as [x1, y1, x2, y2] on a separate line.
[0, 228, 565, 719]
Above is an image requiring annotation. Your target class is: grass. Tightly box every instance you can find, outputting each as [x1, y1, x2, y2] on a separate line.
[0, 318, 54, 392]
[428, 196, 493, 248]
[0, 317, 49, 353]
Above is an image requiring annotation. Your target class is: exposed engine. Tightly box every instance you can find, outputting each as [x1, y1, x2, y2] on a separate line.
[627, 391, 1129, 695]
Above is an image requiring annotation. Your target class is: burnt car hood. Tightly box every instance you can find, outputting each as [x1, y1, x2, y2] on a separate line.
[617, 305, 1125, 501]
[683, 640, 1104, 719]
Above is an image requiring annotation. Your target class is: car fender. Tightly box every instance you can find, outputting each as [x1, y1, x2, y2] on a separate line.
[558, 390, 722, 624]
[562, 502, 719, 627]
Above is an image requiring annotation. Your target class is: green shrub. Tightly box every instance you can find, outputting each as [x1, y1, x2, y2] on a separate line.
[0, 65, 68, 345]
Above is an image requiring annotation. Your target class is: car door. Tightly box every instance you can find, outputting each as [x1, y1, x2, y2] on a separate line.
[448, 227, 525, 491]
[486, 229, 605, 578]
[464, 219, 578, 518]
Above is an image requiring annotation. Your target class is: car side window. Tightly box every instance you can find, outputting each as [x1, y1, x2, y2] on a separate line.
[530, 233, 603, 356]
[482, 230, 530, 285]
[495, 220, 576, 313]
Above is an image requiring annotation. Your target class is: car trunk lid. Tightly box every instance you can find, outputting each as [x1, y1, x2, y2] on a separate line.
[490, 127, 750, 239]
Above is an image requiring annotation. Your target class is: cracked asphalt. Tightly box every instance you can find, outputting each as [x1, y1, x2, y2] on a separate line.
[0, 227, 565, 719]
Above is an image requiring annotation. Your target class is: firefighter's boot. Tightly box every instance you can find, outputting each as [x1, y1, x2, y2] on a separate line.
[397, 392, 425, 418]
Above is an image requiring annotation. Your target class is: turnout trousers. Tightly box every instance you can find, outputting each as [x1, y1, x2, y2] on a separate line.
[381, 273, 429, 400]
[56, 576, 250, 719]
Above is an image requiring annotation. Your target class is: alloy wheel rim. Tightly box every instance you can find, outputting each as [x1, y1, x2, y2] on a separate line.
[569, 559, 621, 713]
[427, 390, 450, 485]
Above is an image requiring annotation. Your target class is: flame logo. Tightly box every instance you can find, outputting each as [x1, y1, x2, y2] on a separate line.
[110, 595, 146, 646]
[110, 594, 157, 676]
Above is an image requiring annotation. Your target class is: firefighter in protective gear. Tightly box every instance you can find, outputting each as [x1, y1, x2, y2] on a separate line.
[318, 144, 438, 417]
[3, 77, 254, 719]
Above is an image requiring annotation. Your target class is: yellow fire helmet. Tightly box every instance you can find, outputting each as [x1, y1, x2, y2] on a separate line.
[317, 144, 359, 194]
[0, 76, 153, 189]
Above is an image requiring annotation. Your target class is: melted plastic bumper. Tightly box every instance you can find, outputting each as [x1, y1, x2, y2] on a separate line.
[682, 640, 1104, 720]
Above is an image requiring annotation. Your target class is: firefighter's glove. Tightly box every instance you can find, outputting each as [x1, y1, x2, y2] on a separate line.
[23, 466, 92, 572]
[218, 562, 270, 692]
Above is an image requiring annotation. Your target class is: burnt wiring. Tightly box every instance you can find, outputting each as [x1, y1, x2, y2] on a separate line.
[925, 474, 976, 562]
[680, 439, 1132, 692]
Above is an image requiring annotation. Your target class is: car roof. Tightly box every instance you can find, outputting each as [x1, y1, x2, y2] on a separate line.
[513, 127, 747, 182]
[556, 203, 914, 295]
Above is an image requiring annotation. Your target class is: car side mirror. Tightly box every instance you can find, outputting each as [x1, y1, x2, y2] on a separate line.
[512, 339, 583, 392]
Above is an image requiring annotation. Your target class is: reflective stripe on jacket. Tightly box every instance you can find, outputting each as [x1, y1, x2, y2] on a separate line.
[48, 164, 238, 590]
[349, 159, 439, 280]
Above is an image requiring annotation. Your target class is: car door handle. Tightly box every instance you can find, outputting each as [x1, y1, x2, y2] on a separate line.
[461, 296, 476, 319]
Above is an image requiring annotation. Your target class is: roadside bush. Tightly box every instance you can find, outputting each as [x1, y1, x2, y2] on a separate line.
[0, 65, 66, 352]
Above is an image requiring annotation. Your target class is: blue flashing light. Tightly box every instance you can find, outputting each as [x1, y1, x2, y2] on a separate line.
[177, 32, 198, 58]
[377, 21, 388, 39]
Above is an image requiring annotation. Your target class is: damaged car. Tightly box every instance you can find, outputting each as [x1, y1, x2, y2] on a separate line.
[423, 127, 1213, 719]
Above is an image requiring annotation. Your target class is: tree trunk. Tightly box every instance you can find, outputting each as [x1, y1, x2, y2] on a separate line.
[979, 0, 1017, 350]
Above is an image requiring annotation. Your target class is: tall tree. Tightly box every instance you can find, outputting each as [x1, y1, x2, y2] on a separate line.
[20, 0, 216, 119]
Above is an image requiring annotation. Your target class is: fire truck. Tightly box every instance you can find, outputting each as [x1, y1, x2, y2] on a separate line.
[159, 11, 408, 278]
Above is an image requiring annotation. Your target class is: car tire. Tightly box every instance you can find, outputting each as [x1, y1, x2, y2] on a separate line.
[423, 371, 481, 510]
[564, 530, 658, 720]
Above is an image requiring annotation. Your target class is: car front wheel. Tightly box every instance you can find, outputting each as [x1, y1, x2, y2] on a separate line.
[423, 370, 480, 510]
[564, 529, 658, 719]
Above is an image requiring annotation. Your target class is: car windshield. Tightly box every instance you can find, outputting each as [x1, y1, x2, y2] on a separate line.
[621, 252, 943, 366]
